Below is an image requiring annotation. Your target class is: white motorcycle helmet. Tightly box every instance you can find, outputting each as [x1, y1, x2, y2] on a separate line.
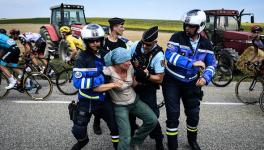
[81, 24, 105, 40]
[182, 9, 206, 33]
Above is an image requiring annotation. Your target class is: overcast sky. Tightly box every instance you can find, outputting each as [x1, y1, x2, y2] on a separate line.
[1, 0, 263, 23]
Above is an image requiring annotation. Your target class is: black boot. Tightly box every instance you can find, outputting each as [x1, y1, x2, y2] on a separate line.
[113, 142, 118, 150]
[187, 131, 201, 150]
[93, 116, 102, 135]
[155, 138, 164, 150]
[167, 135, 178, 150]
[71, 137, 89, 150]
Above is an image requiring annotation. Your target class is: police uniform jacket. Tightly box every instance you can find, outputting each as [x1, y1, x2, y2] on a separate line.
[165, 31, 216, 84]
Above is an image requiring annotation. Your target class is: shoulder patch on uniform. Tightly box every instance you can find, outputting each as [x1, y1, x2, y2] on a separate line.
[74, 71, 82, 78]
[160, 60, 165, 67]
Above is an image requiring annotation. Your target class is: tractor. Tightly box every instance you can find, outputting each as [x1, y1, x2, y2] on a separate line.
[203, 9, 255, 69]
[39, 3, 87, 60]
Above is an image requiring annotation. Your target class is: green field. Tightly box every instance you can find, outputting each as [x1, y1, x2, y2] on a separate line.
[0, 17, 263, 32]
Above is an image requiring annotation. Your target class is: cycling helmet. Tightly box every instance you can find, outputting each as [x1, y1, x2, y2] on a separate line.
[9, 29, 20, 40]
[18, 34, 27, 45]
[251, 25, 263, 33]
[60, 26, 71, 33]
[0, 28, 7, 35]
[182, 9, 206, 33]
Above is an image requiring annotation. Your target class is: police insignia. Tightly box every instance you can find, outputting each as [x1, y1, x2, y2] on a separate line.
[160, 60, 165, 67]
[75, 71, 82, 78]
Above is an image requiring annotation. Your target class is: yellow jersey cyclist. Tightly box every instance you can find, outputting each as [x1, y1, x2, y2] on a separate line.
[59, 26, 85, 63]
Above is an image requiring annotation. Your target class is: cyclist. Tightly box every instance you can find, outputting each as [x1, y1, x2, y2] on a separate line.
[0, 28, 23, 89]
[9, 29, 20, 40]
[236, 25, 264, 74]
[59, 26, 85, 63]
[18, 32, 47, 67]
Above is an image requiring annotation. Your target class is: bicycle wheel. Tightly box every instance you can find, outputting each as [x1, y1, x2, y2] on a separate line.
[211, 64, 233, 87]
[45, 64, 66, 85]
[0, 72, 9, 99]
[56, 68, 78, 95]
[235, 75, 264, 104]
[259, 91, 264, 112]
[24, 72, 53, 100]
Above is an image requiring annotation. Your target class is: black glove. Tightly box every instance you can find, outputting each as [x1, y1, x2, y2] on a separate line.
[135, 69, 150, 83]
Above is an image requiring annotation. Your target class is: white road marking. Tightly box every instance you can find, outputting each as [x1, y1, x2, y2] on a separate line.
[12, 101, 72, 104]
[11, 101, 246, 105]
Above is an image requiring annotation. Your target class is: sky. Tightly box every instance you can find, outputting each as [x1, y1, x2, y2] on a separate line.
[0, 0, 264, 23]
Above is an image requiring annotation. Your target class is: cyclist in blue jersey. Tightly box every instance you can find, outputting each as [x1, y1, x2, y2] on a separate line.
[0, 29, 23, 89]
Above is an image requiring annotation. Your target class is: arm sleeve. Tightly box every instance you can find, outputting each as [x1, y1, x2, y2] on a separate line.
[202, 52, 217, 85]
[165, 41, 195, 69]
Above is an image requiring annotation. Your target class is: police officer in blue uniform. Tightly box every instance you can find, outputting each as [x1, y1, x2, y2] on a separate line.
[71, 24, 120, 150]
[162, 9, 217, 150]
[130, 26, 165, 150]
[93, 17, 133, 135]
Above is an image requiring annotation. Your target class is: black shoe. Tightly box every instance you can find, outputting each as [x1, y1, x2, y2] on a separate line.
[71, 137, 89, 150]
[188, 140, 201, 150]
[155, 139, 164, 150]
[93, 119, 102, 135]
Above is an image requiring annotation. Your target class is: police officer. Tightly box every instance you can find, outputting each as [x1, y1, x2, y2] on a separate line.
[71, 24, 120, 150]
[93, 17, 133, 135]
[130, 26, 165, 150]
[162, 9, 216, 150]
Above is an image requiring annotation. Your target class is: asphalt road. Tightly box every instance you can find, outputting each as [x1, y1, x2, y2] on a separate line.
[0, 82, 263, 150]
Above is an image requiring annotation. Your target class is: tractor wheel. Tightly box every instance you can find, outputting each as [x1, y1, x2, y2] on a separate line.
[218, 48, 239, 70]
[40, 28, 57, 57]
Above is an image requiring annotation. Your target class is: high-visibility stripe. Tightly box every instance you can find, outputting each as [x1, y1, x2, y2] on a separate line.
[73, 68, 98, 72]
[112, 139, 119, 143]
[167, 41, 179, 46]
[166, 131, 178, 136]
[81, 78, 85, 89]
[79, 90, 99, 99]
[86, 78, 90, 89]
[112, 136, 119, 139]
[166, 128, 178, 131]
[169, 53, 176, 64]
[186, 125, 198, 132]
[173, 54, 180, 66]
[205, 68, 214, 74]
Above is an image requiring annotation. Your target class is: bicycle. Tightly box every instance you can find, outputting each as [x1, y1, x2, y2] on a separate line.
[56, 67, 78, 95]
[211, 64, 233, 87]
[235, 62, 264, 104]
[29, 48, 66, 84]
[0, 55, 53, 100]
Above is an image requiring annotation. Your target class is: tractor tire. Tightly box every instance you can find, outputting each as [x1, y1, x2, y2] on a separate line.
[40, 28, 58, 58]
[218, 48, 239, 70]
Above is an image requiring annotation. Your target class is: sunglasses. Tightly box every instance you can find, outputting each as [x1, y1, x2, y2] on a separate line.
[185, 24, 198, 28]
[142, 41, 153, 47]
[87, 39, 101, 43]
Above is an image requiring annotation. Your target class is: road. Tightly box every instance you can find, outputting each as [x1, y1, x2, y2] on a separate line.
[0, 82, 263, 150]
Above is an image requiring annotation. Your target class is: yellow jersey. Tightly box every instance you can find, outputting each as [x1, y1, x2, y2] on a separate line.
[65, 35, 85, 51]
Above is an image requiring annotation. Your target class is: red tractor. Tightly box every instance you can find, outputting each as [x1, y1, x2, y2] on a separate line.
[39, 3, 87, 58]
[203, 9, 255, 69]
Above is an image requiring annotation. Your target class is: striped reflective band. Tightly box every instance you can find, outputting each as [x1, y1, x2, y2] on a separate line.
[79, 90, 99, 100]
[166, 128, 178, 136]
[187, 125, 198, 132]
[112, 135, 119, 143]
